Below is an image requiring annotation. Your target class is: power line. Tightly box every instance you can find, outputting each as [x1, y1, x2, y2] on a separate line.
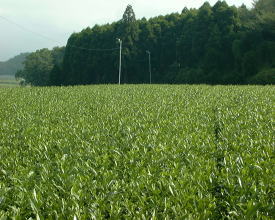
[0, 15, 120, 52]
[0, 15, 59, 43]
[67, 45, 119, 51]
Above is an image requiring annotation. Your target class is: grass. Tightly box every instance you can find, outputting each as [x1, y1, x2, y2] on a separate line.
[0, 85, 274, 219]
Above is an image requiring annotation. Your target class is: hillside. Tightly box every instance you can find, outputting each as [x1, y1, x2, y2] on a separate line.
[0, 53, 29, 75]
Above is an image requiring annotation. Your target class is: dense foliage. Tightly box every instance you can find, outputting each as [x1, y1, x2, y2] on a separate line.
[15, 47, 65, 86]
[0, 85, 274, 219]
[0, 53, 29, 76]
[17, 0, 275, 86]
[60, 0, 274, 85]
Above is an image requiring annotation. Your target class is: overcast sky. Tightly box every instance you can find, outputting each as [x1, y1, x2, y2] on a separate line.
[0, 0, 253, 61]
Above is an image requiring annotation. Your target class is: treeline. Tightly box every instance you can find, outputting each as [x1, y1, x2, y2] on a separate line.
[18, 0, 275, 86]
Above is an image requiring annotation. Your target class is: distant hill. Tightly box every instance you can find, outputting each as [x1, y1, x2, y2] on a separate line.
[0, 53, 30, 75]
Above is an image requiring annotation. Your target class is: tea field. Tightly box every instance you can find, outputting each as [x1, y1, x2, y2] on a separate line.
[0, 75, 19, 88]
[0, 85, 274, 219]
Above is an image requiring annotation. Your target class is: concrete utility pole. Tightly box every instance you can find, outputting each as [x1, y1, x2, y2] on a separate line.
[117, 38, 122, 85]
[146, 50, 152, 84]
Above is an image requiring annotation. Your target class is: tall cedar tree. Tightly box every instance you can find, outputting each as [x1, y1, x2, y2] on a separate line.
[118, 5, 139, 83]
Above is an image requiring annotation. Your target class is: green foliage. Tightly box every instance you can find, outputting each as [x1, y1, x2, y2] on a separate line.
[17, 48, 53, 86]
[16, 47, 65, 86]
[248, 68, 275, 84]
[60, 1, 274, 85]
[0, 85, 274, 218]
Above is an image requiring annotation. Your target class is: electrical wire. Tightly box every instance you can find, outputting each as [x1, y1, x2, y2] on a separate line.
[67, 45, 119, 51]
[0, 15, 120, 52]
[0, 15, 59, 43]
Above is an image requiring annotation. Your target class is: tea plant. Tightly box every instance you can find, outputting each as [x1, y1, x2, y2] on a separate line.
[0, 85, 274, 219]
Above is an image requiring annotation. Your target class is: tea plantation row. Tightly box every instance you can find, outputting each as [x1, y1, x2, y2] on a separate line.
[0, 85, 274, 219]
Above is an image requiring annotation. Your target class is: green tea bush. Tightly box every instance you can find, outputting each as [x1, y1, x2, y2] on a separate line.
[0, 85, 274, 219]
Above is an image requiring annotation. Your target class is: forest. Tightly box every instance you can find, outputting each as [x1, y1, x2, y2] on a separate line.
[17, 0, 275, 86]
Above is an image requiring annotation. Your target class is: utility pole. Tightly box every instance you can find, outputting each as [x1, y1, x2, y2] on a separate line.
[117, 38, 122, 85]
[146, 50, 152, 84]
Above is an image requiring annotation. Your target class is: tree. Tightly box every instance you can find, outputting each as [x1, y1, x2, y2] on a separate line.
[48, 47, 65, 85]
[16, 47, 65, 86]
[18, 49, 53, 86]
[253, 0, 275, 38]
[117, 5, 139, 83]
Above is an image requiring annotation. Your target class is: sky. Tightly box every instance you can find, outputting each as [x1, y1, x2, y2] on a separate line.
[0, 0, 253, 61]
